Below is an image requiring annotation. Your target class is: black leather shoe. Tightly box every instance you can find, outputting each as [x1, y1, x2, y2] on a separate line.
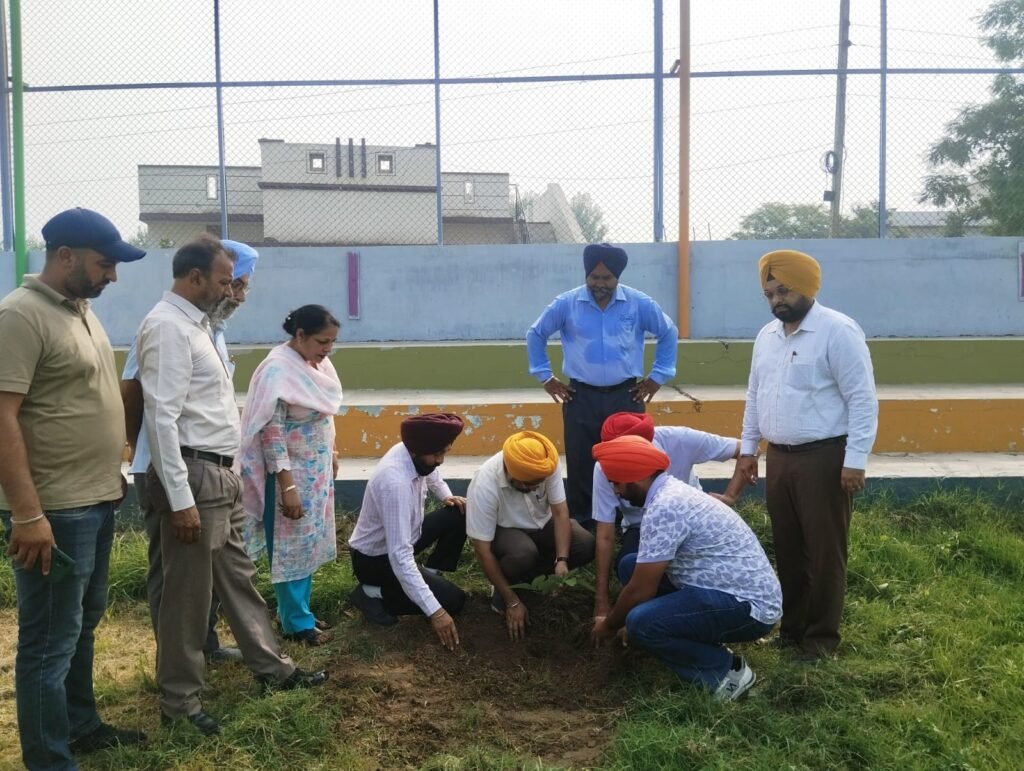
[259, 667, 330, 693]
[348, 585, 398, 626]
[161, 710, 221, 736]
[70, 722, 147, 754]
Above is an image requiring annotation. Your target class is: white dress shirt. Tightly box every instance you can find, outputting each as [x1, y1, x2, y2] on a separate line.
[348, 442, 454, 616]
[137, 291, 240, 511]
[466, 451, 566, 541]
[740, 301, 878, 469]
[592, 426, 737, 530]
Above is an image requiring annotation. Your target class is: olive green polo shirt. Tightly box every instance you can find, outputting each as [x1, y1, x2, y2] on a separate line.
[0, 274, 125, 510]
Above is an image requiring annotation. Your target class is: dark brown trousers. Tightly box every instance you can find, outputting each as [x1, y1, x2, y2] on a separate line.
[765, 440, 852, 656]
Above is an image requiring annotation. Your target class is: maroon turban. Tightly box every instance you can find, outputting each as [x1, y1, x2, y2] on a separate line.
[592, 435, 670, 484]
[400, 413, 464, 455]
[601, 412, 656, 442]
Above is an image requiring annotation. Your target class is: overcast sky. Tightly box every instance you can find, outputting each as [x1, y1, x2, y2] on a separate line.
[13, 0, 999, 243]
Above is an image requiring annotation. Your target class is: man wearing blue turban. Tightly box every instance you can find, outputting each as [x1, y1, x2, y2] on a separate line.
[121, 237, 259, 664]
[526, 243, 678, 528]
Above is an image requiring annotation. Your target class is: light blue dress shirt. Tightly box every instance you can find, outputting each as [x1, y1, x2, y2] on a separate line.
[526, 284, 678, 387]
[123, 324, 232, 475]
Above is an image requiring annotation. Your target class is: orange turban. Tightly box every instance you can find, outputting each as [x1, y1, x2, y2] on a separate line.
[601, 412, 655, 442]
[592, 435, 670, 484]
[758, 249, 821, 298]
[503, 431, 559, 480]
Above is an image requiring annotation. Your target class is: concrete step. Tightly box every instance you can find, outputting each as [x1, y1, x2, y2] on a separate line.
[326, 385, 1024, 456]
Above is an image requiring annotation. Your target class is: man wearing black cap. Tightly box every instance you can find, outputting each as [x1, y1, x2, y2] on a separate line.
[526, 243, 678, 528]
[0, 208, 148, 768]
[348, 413, 468, 651]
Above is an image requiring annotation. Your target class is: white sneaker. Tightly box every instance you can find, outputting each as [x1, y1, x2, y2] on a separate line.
[714, 657, 756, 702]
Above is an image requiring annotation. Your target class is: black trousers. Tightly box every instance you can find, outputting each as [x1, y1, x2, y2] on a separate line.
[350, 505, 467, 617]
[563, 379, 644, 524]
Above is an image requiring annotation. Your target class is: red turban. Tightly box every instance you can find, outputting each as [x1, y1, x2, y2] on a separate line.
[400, 413, 464, 455]
[601, 412, 655, 442]
[592, 435, 670, 484]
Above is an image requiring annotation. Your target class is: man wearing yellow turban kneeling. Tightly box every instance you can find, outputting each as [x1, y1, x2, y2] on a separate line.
[466, 431, 596, 641]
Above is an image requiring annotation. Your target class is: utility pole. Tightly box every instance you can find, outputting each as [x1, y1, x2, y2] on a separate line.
[829, 0, 851, 238]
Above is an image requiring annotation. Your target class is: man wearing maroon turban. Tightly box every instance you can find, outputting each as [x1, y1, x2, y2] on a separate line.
[590, 436, 781, 702]
[591, 412, 746, 623]
[348, 413, 468, 651]
[526, 243, 678, 530]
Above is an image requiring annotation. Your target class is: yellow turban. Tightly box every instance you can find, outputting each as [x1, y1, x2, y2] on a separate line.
[503, 431, 559, 480]
[758, 249, 821, 298]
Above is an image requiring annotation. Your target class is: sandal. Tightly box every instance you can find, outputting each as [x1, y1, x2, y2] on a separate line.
[314, 618, 335, 631]
[284, 628, 332, 647]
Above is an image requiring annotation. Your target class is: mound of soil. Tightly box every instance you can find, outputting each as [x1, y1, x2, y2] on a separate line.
[327, 588, 646, 769]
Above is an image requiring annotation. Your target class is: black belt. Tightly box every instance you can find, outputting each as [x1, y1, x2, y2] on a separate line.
[181, 446, 234, 468]
[769, 435, 846, 453]
[570, 377, 637, 394]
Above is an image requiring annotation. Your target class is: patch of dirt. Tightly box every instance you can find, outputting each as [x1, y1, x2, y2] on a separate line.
[327, 588, 642, 770]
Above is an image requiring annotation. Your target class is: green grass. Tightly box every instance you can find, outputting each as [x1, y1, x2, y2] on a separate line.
[2, 490, 1024, 769]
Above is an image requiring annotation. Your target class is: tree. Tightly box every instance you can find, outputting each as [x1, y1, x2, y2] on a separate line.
[731, 202, 830, 239]
[731, 201, 891, 239]
[570, 192, 608, 242]
[921, 0, 1024, 235]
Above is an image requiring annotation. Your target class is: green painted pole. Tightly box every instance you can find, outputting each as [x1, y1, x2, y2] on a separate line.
[10, 0, 25, 285]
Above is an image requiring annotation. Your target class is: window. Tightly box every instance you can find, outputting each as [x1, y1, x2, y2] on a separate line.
[463, 181, 474, 203]
[376, 153, 395, 175]
[308, 151, 326, 173]
[206, 175, 218, 200]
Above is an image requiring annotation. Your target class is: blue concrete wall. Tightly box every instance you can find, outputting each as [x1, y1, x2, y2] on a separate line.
[2, 237, 1021, 344]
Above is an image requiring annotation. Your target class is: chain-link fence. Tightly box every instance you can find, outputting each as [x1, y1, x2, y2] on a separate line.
[6, 0, 1021, 249]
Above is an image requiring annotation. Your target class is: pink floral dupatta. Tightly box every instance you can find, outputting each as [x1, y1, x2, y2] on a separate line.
[237, 343, 344, 525]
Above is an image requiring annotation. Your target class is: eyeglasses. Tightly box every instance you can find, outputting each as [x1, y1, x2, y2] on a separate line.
[230, 280, 251, 296]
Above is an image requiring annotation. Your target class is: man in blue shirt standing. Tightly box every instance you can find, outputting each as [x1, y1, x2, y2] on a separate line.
[526, 243, 677, 528]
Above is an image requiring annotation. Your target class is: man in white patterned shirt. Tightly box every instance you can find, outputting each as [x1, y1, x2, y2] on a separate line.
[138, 236, 326, 736]
[348, 413, 469, 651]
[734, 249, 878, 662]
[591, 412, 745, 622]
[591, 436, 781, 702]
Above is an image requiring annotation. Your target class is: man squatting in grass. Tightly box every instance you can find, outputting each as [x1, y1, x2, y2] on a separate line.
[466, 430, 595, 641]
[591, 435, 782, 701]
[348, 413, 470, 651]
[591, 412, 749, 623]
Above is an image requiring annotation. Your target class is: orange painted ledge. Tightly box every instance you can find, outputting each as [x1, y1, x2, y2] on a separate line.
[331, 388, 1024, 457]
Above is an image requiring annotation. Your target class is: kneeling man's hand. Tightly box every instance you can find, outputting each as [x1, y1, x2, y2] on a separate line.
[430, 608, 460, 651]
[442, 495, 467, 513]
[592, 616, 616, 648]
[505, 600, 529, 642]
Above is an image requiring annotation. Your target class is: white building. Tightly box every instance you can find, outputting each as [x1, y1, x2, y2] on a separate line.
[138, 138, 583, 247]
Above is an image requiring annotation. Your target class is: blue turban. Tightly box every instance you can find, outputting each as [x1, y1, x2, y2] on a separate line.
[583, 243, 628, 278]
[221, 239, 259, 280]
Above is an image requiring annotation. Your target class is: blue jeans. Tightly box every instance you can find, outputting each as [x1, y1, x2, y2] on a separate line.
[620, 559, 774, 690]
[2, 502, 115, 771]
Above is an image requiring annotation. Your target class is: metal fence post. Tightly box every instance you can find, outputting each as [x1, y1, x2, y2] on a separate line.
[879, 0, 888, 238]
[214, 0, 229, 240]
[433, 0, 443, 246]
[653, 0, 664, 243]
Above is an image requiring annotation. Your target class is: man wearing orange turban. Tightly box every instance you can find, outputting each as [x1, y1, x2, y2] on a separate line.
[348, 414, 469, 652]
[590, 436, 782, 702]
[737, 248, 878, 662]
[466, 431, 595, 641]
[591, 412, 746, 623]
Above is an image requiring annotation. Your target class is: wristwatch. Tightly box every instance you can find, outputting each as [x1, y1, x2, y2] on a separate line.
[555, 556, 569, 564]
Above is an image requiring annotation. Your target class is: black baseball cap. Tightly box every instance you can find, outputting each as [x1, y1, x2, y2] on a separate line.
[42, 208, 146, 263]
